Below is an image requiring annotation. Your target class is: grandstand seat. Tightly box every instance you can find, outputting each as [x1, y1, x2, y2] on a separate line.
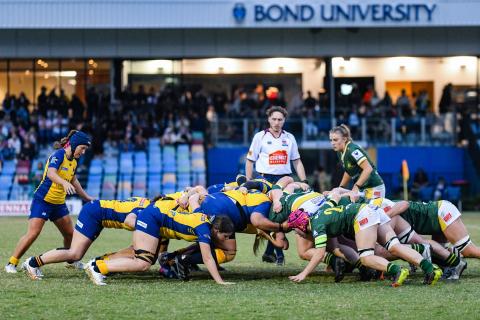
[3, 160, 16, 175]
[419, 186, 434, 202]
[445, 186, 461, 204]
[0, 189, 10, 200]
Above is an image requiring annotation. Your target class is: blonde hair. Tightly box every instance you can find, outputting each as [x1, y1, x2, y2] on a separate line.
[330, 124, 352, 142]
[53, 130, 77, 149]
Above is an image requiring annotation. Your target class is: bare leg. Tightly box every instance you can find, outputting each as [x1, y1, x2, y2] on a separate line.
[377, 224, 422, 265]
[104, 231, 158, 273]
[37, 231, 93, 264]
[355, 224, 389, 272]
[53, 215, 74, 248]
[444, 219, 480, 258]
[11, 218, 46, 261]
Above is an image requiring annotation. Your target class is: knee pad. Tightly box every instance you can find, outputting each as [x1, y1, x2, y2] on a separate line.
[397, 228, 415, 244]
[384, 236, 400, 251]
[358, 248, 375, 258]
[134, 249, 156, 264]
[453, 236, 471, 255]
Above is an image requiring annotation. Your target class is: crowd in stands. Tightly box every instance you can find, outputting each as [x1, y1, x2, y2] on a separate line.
[0, 80, 469, 166]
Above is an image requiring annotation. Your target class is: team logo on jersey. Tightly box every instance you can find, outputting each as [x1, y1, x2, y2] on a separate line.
[268, 150, 288, 165]
[137, 220, 148, 229]
[201, 214, 207, 222]
[444, 212, 452, 222]
[61, 166, 68, 171]
[281, 139, 288, 146]
[359, 218, 369, 226]
[352, 150, 364, 161]
[248, 150, 253, 156]
[267, 141, 272, 145]
[51, 157, 58, 164]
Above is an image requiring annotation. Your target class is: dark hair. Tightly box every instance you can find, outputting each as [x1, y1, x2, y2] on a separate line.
[266, 106, 288, 118]
[53, 130, 77, 149]
[329, 124, 352, 142]
[212, 215, 235, 234]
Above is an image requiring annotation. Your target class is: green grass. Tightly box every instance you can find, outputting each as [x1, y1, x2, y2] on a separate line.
[1, 213, 480, 320]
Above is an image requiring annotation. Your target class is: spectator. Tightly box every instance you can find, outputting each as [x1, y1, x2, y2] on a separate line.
[19, 140, 35, 161]
[7, 131, 21, 156]
[312, 165, 330, 193]
[396, 89, 412, 118]
[30, 162, 44, 190]
[161, 124, 177, 145]
[412, 168, 429, 199]
[433, 176, 447, 201]
[439, 83, 452, 115]
[415, 90, 429, 117]
[303, 90, 317, 111]
[37, 86, 48, 117]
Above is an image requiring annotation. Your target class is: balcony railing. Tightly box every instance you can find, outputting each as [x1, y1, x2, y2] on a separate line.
[209, 114, 457, 148]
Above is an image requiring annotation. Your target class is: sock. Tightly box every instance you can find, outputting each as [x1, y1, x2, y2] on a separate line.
[353, 259, 362, 269]
[323, 252, 335, 267]
[8, 256, 19, 266]
[410, 243, 425, 254]
[445, 253, 460, 267]
[432, 256, 448, 268]
[29, 256, 44, 268]
[385, 263, 401, 276]
[96, 260, 109, 275]
[419, 259, 434, 274]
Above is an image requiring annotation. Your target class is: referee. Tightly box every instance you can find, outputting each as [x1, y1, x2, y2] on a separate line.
[245, 106, 307, 265]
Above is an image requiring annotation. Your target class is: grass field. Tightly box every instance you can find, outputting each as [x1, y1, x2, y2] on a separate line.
[1, 213, 480, 320]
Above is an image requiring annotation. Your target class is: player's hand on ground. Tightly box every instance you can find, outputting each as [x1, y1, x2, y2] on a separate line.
[289, 273, 306, 282]
[62, 181, 76, 195]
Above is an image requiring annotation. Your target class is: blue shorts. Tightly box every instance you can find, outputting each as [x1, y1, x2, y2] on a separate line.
[29, 197, 69, 221]
[75, 201, 103, 241]
[257, 173, 290, 184]
[135, 205, 161, 239]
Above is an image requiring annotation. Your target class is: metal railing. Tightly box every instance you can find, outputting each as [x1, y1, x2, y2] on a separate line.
[209, 114, 457, 148]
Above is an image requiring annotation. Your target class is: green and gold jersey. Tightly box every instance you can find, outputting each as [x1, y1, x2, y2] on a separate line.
[269, 190, 324, 223]
[338, 142, 383, 189]
[401, 201, 441, 235]
[310, 202, 365, 248]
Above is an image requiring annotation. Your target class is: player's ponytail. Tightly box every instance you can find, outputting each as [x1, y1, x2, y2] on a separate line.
[53, 130, 77, 149]
[330, 124, 352, 142]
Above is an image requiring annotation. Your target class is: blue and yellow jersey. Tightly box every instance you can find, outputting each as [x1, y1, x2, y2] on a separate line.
[196, 190, 271, 231]
[153, 204, 211, 244]
[241, 177, 273, 194]
[34, 149, 77, 204]
[223, 189, 271, 217]
[154, 193, 191, 213]
[98, 197, 150, 230]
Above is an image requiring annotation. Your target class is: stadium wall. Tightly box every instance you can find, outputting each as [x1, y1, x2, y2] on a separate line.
[208, 146, 467, 193]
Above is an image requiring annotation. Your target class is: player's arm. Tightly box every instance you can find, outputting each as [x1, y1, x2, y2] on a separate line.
[385, 201, 409, 218]
[199, 242, 234, 285]
[188, 193, 202, 211]
[124, 213, 137, 229]
[352, 160, 373, 196]
[71, 175, 94, 201]
[289, 247, 326, 282]
[292, 158, 307, 181]
[338, 172, 351, 189]
[245, 160, 255, 180]
[47, 167, 76, 195]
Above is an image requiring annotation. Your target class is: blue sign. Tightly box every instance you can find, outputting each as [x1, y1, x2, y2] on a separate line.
[234, 3, 437, 24]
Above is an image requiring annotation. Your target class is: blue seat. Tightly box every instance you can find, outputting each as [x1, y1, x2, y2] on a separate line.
[419, 186, 434, 202]
[445, 186, 461, 203]
[0, 189, 10, 200]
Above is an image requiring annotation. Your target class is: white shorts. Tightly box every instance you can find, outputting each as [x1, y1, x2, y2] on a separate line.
[379, 210, 391, 226]
[438, 200, 461, 231]
[354, 205, 381, 234]
[297, 194, 326, 215]
[363, 184, 386, 200]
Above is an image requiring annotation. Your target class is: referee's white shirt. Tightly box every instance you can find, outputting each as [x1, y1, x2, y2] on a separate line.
[247, 129, 300, 175]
